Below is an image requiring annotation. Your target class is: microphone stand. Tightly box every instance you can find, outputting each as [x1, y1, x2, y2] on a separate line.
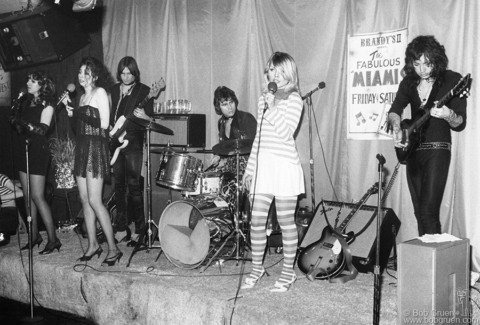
[373, 154, 385, 325]
[304, 94, 316, 211]
[20, 138, 44, 324]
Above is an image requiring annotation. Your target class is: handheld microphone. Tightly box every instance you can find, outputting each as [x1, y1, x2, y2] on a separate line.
[57, 84, 76, 106]
[301, 81, 325, 100]
[264, 82, 278, 113]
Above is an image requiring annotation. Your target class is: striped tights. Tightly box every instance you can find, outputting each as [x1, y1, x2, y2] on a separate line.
[249, 194, 298, 284]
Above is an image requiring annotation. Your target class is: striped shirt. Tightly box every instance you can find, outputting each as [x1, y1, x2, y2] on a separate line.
[0, 174, 14, 206]
[246, 91, 303, 176]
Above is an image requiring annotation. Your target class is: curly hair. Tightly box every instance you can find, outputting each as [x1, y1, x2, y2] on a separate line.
[116, 56, 141, 83]
[213, 86, 238, 115]
[263, 51, 300, 94]
[79, 57, 115, 92]
[28, 70, 56, 105]
[403, 35, 448, 87]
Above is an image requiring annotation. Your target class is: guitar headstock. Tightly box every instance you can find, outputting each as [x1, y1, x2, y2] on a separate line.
[456, 73, 472, 99]
[149, 78, 166, 98]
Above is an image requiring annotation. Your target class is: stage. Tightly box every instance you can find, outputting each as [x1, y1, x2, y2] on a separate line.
[0, 230, 478, 325]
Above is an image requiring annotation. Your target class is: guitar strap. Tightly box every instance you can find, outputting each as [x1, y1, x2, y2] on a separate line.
[328, 233, 358, 284]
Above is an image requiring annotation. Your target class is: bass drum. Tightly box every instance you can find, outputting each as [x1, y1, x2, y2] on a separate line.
[158, 194, 233, 269]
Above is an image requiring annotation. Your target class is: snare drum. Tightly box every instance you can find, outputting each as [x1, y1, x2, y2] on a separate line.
[158, 194, 233, 269]
[183, 171, 222, 196]
[155, 151, 203, 192]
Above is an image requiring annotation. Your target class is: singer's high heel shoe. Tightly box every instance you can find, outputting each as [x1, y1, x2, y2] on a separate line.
[77, 246, 103, 262]
[101, 252, 123, 267]
[270, 274, 297, 293]
[241, 268, 266, 289]
[20, 235, 43, 251]
[39, 238, 62, 255]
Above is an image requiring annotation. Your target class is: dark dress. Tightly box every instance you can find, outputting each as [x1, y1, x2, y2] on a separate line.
[16, 100, 51, 176]
[73, 105, 110, 180]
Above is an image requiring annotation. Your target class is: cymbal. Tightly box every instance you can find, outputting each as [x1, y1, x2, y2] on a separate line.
[128, 116, 174, 135]
[212, 138, 253, 156]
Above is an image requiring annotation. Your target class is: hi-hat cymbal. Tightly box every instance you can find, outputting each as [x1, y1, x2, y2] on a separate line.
[212, 138, 253, 156]
[128, 116, 174, 135]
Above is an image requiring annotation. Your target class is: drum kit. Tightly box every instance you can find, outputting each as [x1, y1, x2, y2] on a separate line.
[125, 115, 254, 270]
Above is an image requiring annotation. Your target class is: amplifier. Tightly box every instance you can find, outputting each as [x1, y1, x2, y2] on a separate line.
[151, 114, 206, 148]
[300, 200, 400, 273]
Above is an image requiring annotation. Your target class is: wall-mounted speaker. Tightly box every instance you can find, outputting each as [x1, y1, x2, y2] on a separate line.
[0, 5, 91, 71]
[300, 200, 401, 273]
[151, 114, 206, 148]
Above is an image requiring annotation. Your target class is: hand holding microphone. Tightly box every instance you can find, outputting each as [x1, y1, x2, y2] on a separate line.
[264, 82, 277, 113]
[57, 83, 76, 106]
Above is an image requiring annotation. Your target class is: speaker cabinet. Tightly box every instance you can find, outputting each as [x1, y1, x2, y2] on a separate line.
[0, 5, 90, 71]
[151, 114, 206, 148]
[300, 200, 400, 273]
[397, 239, 470, 325]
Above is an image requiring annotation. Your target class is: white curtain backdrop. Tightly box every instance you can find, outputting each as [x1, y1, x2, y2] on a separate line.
[101, 0, 480, 271]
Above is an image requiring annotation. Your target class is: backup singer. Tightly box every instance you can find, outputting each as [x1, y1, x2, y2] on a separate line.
[388, 35, 467, 235]
[10, 71, 61, 254]
[110, 56, 156, 245]
[211, 86, 257, 205]
[242, 52, 305, 292]
[65, 57, 122, 266]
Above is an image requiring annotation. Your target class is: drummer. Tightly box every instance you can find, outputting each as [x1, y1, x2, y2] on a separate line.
[210, 86, 257, 204]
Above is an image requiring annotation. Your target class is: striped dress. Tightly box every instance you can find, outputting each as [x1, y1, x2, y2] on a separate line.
[245, 91, 305, 196]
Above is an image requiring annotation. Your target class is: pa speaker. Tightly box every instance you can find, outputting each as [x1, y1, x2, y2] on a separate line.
[0, 5, 90, 71]
[300, 200, 400, 273]
[397, 239, 470, 324]
[151, 114, 206, 148]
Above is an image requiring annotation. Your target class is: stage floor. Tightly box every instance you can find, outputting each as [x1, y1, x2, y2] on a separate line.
[0, 230, 477, 325]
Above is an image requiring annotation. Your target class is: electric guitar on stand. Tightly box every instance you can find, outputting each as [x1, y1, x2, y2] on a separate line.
[297, 183, 379, 280]
[395, 73, 471, 164]
[109, 78, 165, 165]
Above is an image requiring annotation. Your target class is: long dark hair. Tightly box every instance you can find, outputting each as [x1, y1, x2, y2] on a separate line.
[403, 35, 448, 87]
[28, 70, 56, 105]
[79, 57, 115, 92]
[116, 56, 141, 83]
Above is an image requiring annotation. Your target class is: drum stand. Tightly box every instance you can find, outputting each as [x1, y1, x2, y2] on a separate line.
[200, 151, 251, 273]
[126, 123, 162, 267]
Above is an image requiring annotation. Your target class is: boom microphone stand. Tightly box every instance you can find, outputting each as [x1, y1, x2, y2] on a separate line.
[302, 81, 325, 210]
[20, 138, 44, 324]
[373, 154, 385, 325]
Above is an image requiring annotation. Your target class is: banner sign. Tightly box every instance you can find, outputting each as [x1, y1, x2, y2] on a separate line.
[347, 28, 408, 139]
[0, 64, 11, 106]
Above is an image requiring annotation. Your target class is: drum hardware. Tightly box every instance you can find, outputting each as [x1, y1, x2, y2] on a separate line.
[200, 139, 253, 272]
[126, 119, 173, 267]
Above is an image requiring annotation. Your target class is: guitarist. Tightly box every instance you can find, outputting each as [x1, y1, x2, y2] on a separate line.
[388, 35, 467, 236]
[110, 56, 157, 244]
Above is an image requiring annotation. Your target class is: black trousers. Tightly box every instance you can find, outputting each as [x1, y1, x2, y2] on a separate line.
[406, 147, 451, 236]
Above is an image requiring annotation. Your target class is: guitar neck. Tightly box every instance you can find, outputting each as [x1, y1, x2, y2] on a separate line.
[337, 188, 374, 232]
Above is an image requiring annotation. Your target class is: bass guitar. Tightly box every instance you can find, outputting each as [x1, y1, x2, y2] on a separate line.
[297, 183, 379, 280]
[110, 78, 165, 165]
[396, 73, 471, 164]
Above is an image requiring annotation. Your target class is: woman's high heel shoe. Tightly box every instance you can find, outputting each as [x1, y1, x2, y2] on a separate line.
[241, 269, 266, 289]
[270, 274, 297, 293]
[77, 247, 103, 262]
[20, 235, 43, 251]
[39, 238, 62, 255]
[101, 252, 123, 267]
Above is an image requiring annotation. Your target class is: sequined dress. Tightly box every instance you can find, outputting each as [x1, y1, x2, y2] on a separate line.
[73, 105, 110, 180]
